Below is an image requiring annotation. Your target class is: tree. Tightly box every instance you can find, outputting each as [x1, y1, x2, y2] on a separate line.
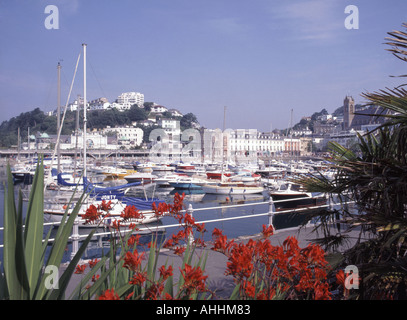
[127, 105, 148, 122]
[296, 23, 407, 300]
[180, 113, 199, 130]
[311, 108, 328, 121]
[143, 102, 154, 112]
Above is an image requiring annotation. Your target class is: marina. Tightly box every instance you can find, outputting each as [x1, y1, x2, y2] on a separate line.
[0, 154, 339, 263]
[1, 1, 406, 302]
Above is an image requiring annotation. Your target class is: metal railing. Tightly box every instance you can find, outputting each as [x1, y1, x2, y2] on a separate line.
[0, 195, 354, 261]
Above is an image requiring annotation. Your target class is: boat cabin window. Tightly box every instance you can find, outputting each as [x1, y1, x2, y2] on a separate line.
[280, 184, 288, 190]
[290, 184, 301, 192]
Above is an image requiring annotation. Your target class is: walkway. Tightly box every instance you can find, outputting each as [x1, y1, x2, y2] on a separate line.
[63, 223, 362, 299]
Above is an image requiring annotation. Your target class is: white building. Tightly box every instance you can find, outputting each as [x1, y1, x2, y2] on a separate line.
[257, 132, 285, 156]
[325, 129, 362, 149]
[229, 129, 258, 153]
[67, 97, 84, 112]
[150, 105, 168, 113]
[158, 119, 182, 160]
[159, 119, 180, 132]
[88, 97, 110, 111]
[60, 131, 117, 150]
[114, 92, 144, 111]
[167, 108, 183, 117]
[102, 126, 144, 148]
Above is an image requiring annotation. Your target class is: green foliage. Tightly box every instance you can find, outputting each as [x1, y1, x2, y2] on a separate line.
[296, 23, 407, 300]
[0, 159, 96, 300]
[0, 105, 199, 148]
[180, 112, 199, 130]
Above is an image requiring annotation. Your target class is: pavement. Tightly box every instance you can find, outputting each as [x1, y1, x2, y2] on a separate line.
[62, 223, 362, 300]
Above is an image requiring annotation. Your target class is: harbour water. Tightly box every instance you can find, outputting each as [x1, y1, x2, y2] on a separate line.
[0, 163, 319, 263]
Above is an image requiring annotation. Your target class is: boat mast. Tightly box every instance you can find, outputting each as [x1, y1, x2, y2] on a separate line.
[73, 94, 80, 177]
[82, 43, 87, 179]
[221, 106, 227, 183]
[57, 61, 61, 173]
[290, 108, 293, 158]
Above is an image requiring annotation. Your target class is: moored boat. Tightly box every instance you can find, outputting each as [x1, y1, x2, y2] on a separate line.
[269, 182, 326, 210]
[44, 196, 164, 228]
[168, 177, 206, 190]
[124, 172, 157, 184]
[202, 183, 264, 195]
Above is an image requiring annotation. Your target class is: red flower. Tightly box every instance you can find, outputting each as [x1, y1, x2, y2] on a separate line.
[173, 246, 186, 256]
[212, 228, 223, 237]
[261, 224, 274, 238]
[211, 228, 235, 254]
[226, 243, 254, 279]
[98, 288, 120, 300]
[82, 204, 102, 224]
[159, 265, 173, 281]
[195, 222, 206, 233]
[163, 293, 174, 300]
[88, 258, 100, 269]
[180, 264, 208, 295]
[145, 282, 165, 300]
[74, 264, 87, 274]
[314, 282, 332, 300]
[125, 292, 134, 300]
[111, 220, 120, 230]
[152, 202, 169, 217]
[183, 213, 195, 226]
[127, 235, 140, 247]
[91, 274, 100, 282]
[98, 200, 112, 212]
[129, 272, 147, 286]
[163, 238, 174, 248]
[121, 205, 143, 221]
[243, 280, 256, 298]
[123, 251, 145, 272]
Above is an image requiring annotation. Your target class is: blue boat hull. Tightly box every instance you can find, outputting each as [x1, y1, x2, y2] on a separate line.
[168, 182, 202, 190]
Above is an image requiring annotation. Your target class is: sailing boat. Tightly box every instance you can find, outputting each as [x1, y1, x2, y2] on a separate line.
[201, 107, 264, 195]
[44, 44, 164, 227]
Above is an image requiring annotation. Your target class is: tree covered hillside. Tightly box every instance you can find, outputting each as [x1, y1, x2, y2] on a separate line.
[0, 105, 199, 148]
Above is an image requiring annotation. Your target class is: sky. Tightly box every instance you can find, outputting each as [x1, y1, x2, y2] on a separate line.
[1, 0, 407, 132]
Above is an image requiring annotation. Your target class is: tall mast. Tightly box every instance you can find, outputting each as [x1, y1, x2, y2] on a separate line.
[57, 62, 61, 172]
[290, 108, 293, 157]
[221, 106, 227, 182]
[82, 43, 87, 178]
[73, 94, 80, 177]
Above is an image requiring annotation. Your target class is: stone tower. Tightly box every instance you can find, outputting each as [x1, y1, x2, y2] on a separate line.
[343, 95, 355, 130]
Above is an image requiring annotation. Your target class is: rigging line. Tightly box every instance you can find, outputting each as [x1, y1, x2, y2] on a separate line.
[43, 72, 57, 111]
[44, 50, 82, 190]
[88, 57, 107, 98]
[61, 68, 73, 93]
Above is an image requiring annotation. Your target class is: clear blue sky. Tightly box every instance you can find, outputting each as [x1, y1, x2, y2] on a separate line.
[1, 0, 407, 132]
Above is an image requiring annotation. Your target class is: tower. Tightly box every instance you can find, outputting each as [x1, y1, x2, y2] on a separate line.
[343, 95, 355, 130]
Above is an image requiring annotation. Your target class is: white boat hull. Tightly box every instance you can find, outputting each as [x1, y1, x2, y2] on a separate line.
[202, 184, 264, 195]
[44, 199, 160, 228]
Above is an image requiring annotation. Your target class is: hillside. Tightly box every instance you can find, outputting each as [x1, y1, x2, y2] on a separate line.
[0, 105, 199, 148]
